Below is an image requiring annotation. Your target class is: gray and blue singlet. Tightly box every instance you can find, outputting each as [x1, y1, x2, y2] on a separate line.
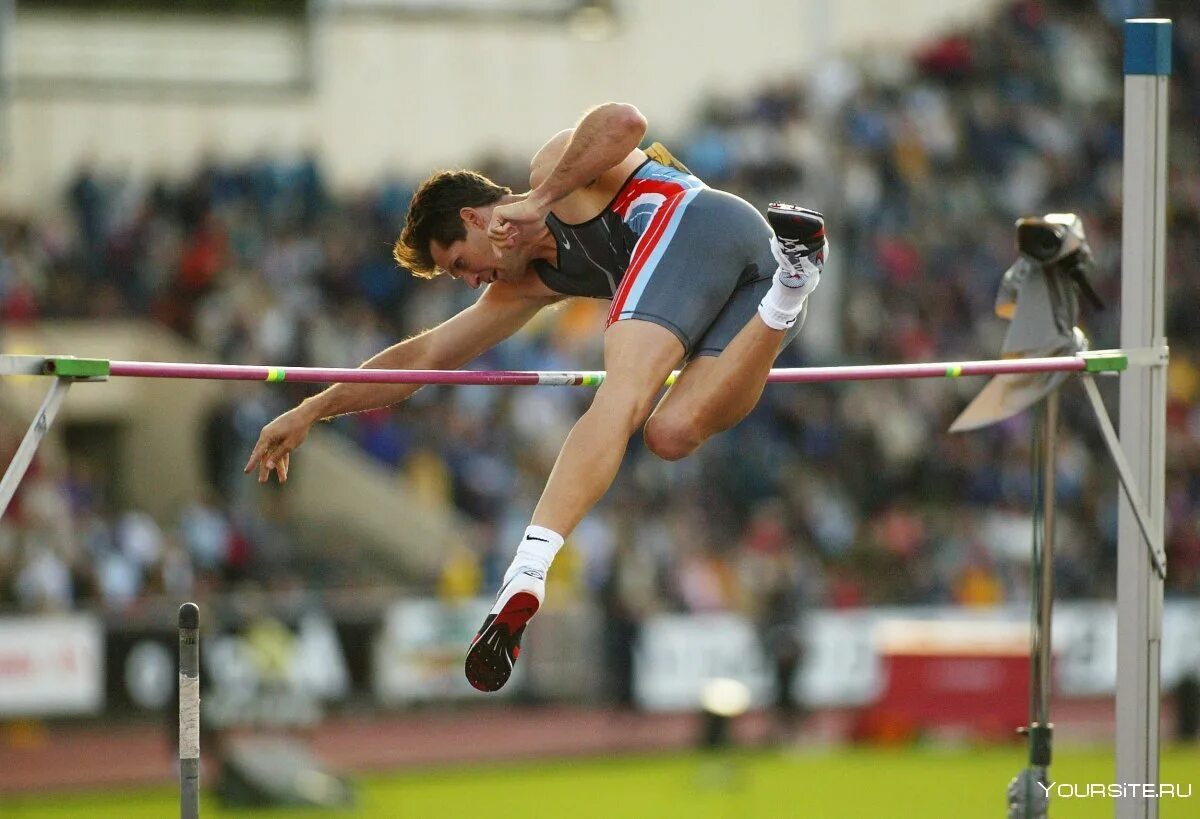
[532, 155, 804, 357]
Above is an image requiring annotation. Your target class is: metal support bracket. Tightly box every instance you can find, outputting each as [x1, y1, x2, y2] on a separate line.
[1077, 345, 1169, 374]
[1079, 374, 1167, 578]
[1118, 343, 1170, 370]
[0, 376, 74, 518]
[0, 354, 51, 376]
[0, 355, 109, 519]
[0, 354, 110, 380]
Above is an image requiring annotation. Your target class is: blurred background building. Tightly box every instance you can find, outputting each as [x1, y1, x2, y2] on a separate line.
[1, 0, 1199, 807]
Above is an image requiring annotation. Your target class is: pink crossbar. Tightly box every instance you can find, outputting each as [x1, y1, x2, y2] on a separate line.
[105, 355, 1089, 386]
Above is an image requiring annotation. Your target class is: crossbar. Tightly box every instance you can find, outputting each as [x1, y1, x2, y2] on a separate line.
[0, 350, 1136, 387]
[108, 355, 1094, 385]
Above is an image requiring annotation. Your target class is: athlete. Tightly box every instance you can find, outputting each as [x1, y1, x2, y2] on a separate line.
[244, 102, 828, 693]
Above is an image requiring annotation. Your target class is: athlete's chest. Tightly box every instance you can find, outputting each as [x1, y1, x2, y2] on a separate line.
[534, 212, 635, 299]
[554, 214, 634, 285]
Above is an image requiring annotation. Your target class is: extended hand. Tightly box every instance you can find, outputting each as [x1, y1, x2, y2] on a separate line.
[243, 405, 316, 484]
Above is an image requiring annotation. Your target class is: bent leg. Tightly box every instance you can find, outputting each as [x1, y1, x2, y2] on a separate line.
[531, 319, 684, 536]
[642, 206, 824, 460]
[644, 208, 823, 463]
[644, 312, 791, 461]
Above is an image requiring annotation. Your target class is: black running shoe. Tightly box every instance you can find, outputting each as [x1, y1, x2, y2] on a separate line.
[767, 203, 827, 294]
[464, 568, 544, 693]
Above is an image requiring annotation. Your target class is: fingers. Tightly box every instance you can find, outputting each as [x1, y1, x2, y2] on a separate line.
[244, 441, 264, 474]
[262, 446, 284, 484]
[489, 235, 516, 255]
[487, 214, 508, 237]
[246, 421, 300, 484]
[249, 439, 288, 484]
[488, 225, 518, 246]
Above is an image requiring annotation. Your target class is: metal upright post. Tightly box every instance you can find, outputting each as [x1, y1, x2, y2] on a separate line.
[179, 602, 201, 819]
[1030, 391, 1057, 778]
[1116, 19, 1170, 819]
[1009, 391, 1059, 819]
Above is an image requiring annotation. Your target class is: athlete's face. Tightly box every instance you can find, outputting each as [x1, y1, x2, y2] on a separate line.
[430, 207, 502, 290]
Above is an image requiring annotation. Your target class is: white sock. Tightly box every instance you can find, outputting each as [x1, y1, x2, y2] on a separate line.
[505, 524, 564, 581]
[759, 237, 826, 330]
[758, 278, 812, 330]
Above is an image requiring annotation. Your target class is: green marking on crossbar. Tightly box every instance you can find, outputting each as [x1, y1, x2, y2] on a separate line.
[1083, 352, 1128, 373]
[44, 357, 110, 378]
[946, 365, 963, 378]
[266, 368, 286, 382]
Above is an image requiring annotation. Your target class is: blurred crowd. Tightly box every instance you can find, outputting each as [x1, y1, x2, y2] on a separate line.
[2, 0, 1200, 633]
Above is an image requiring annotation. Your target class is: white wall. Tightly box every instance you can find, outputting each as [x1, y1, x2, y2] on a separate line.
[0, 0, 1008, 208]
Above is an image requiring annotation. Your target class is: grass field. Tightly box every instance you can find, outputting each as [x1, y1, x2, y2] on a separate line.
[7, 745, 1200, 818]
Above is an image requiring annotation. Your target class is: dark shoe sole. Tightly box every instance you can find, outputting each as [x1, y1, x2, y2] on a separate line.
[768, 203, 825, 243]
[464, 592, 540, 693]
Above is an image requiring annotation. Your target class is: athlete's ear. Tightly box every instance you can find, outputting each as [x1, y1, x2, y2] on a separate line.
[460, 207, 486, 229]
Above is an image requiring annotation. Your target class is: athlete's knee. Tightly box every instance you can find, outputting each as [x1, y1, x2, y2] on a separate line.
[590, 381, 658, 434]
[643, 413, 704, 461]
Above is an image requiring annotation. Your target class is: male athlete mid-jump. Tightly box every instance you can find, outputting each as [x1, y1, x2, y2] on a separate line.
[245, 102, 827, 692]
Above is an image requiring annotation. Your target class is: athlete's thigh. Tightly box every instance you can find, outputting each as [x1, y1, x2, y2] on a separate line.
[609, 188, 770, 356]
[600, 317, 686, 406]
[650, 293, 805, 422]
[649, 352, 722, 421]
[690, 275, 808, 358]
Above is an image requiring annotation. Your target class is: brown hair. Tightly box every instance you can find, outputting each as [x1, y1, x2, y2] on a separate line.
[393, 170, 511, 278]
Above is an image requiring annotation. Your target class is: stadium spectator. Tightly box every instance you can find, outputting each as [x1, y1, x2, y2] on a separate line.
[2, 0, 1198, 620]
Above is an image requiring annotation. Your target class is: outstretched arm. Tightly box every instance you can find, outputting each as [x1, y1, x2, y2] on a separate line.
[244, 285, 561, 483]
[303, 289, 552, 418]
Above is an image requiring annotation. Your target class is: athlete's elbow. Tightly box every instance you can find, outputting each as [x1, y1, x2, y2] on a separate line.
[617, 104, 648, 140]
[595, 102, 646, 142]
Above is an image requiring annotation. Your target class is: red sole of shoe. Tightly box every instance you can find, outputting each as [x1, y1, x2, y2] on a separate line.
[496, 592, 539, 630]
[464, 592, 541, 693]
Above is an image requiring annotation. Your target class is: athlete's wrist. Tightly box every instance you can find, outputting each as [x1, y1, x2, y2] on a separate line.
[525, 185, 559, 215]
[296, 396, 328, 424]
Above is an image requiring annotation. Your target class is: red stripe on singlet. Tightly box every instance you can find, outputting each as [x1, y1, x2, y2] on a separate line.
[606, 189, 687, 325]
[610, 177, 688, 218]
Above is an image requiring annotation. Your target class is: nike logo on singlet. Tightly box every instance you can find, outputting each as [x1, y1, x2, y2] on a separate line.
[561, 235, 572, 250]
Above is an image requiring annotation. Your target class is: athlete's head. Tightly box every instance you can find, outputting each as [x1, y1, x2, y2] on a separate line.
[393, 170, 511, 289]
